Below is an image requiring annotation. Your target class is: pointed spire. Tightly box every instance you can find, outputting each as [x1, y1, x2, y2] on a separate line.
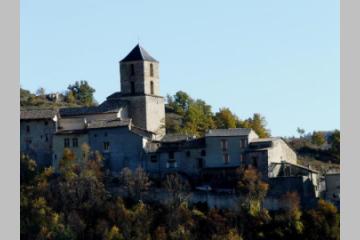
[120, 44, 158, 63]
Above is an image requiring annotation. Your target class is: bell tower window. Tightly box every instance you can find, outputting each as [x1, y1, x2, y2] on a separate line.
[150, 63, 154, 77]
[131, 81, 135, 94]
[130, 64, 135, 76]
[150, 81, 154, 95]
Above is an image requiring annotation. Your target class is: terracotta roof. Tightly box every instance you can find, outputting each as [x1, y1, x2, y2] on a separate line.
[20, 109, 57, 120]
[120, 44, 158, 62]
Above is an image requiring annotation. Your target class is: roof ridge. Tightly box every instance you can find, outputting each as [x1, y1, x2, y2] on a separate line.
[120, 44, 158, 62]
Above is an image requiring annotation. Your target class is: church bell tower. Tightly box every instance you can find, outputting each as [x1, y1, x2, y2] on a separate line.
[119, 44, 165, 138]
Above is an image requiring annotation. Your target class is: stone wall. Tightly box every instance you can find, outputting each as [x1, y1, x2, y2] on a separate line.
[204, 136, 248, 169]
[268, 139, 297, 164]
[52, 133, 89, 170]
[145, 148, 204, 178]
[88, 127, 146, 172]
[145, 95, 165, 137]
[120, 61, 160, 96]
[20, 119, 56, 167]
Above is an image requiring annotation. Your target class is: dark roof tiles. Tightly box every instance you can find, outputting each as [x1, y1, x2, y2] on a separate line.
[86, 119, 130, 129]
[59, 100, 127, 117]
[120, 44, 158, 63]
[20, 109, 58, 120]
[205, 128, 252, 137]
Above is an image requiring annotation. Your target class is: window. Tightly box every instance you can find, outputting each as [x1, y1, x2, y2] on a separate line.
[44, 121, 48, 126]
[220, 139, 228, 151]
[198, 158, 203, 168]
[64, 138, 70, 148]
[25, 138, 32, 151]
[169, 151, 175, 160]
[130, 64, 135, 76]
[223, 153, 230, 164]
[72, 138, 78, 148]
[252, 157, 258, 168]
[103, 141, 110, 151]
[167, 162, 177, 168]
[131, 81, 135, 94]
[26, 125, 30, 133]
[150, 81, 154, 95]
[240, 139, 247, 148]
[201, 150, 206, 156]
[150, 63, 154, 77]
[150, 155, 157, 163]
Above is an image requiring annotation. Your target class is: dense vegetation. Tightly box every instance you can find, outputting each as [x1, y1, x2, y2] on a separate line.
[287, 130, 340, 171]
[20, 84, 340, 239]
[20, 80, 97, 109]
[21, 150, 340, 240]
[165, 91, 270, 138]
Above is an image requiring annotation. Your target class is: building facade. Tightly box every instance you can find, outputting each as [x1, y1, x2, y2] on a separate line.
[20, 44, 323, 205]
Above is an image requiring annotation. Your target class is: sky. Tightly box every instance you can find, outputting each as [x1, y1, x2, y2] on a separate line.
[20, 0, 340, 137]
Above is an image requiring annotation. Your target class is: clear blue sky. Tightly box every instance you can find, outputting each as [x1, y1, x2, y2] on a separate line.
[20, 0, 339, 137]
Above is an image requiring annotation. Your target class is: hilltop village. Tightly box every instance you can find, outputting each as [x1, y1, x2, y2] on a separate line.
[20, 45, 339, 209]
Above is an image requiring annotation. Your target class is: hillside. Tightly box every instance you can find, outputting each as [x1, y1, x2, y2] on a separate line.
[20, 86, 340, 171]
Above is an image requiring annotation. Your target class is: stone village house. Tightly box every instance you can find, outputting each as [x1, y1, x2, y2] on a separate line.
[21, 44, 322, 207]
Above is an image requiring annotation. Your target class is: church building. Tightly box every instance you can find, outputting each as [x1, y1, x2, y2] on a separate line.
[20, 44, 320, 203]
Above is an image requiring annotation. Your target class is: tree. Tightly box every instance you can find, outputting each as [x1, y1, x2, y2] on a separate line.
[236, 167, 269, 215]
[65, 90, 76, 104]
[182, 99, 215, 136]
[20, 88, 34, 106]
[105, 226, 124, 240]
[119, 167, 151, 201]
[163, 173, 190, 210]
[36, 87, 46, 98]
[240, 113, 270, 138]
[67, 80, 96, 106]
[214, 107, 237, 129]
[302, 200, 340, 240]
[311, 131, 326, 146]
[167, 91, 193, 116]
[166, 91, 216, 136]
[297, 127, 306, 138]
[20, 154, 37, 185]
[269, 192, 304, 239]
[212, 229, 243, 240]
[82, 150, 104, 181]
[107, 198, 152, 240]
[329, 130, 340, 160]
[21, 190, 75, 240]
[59, 148, 79, 181]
